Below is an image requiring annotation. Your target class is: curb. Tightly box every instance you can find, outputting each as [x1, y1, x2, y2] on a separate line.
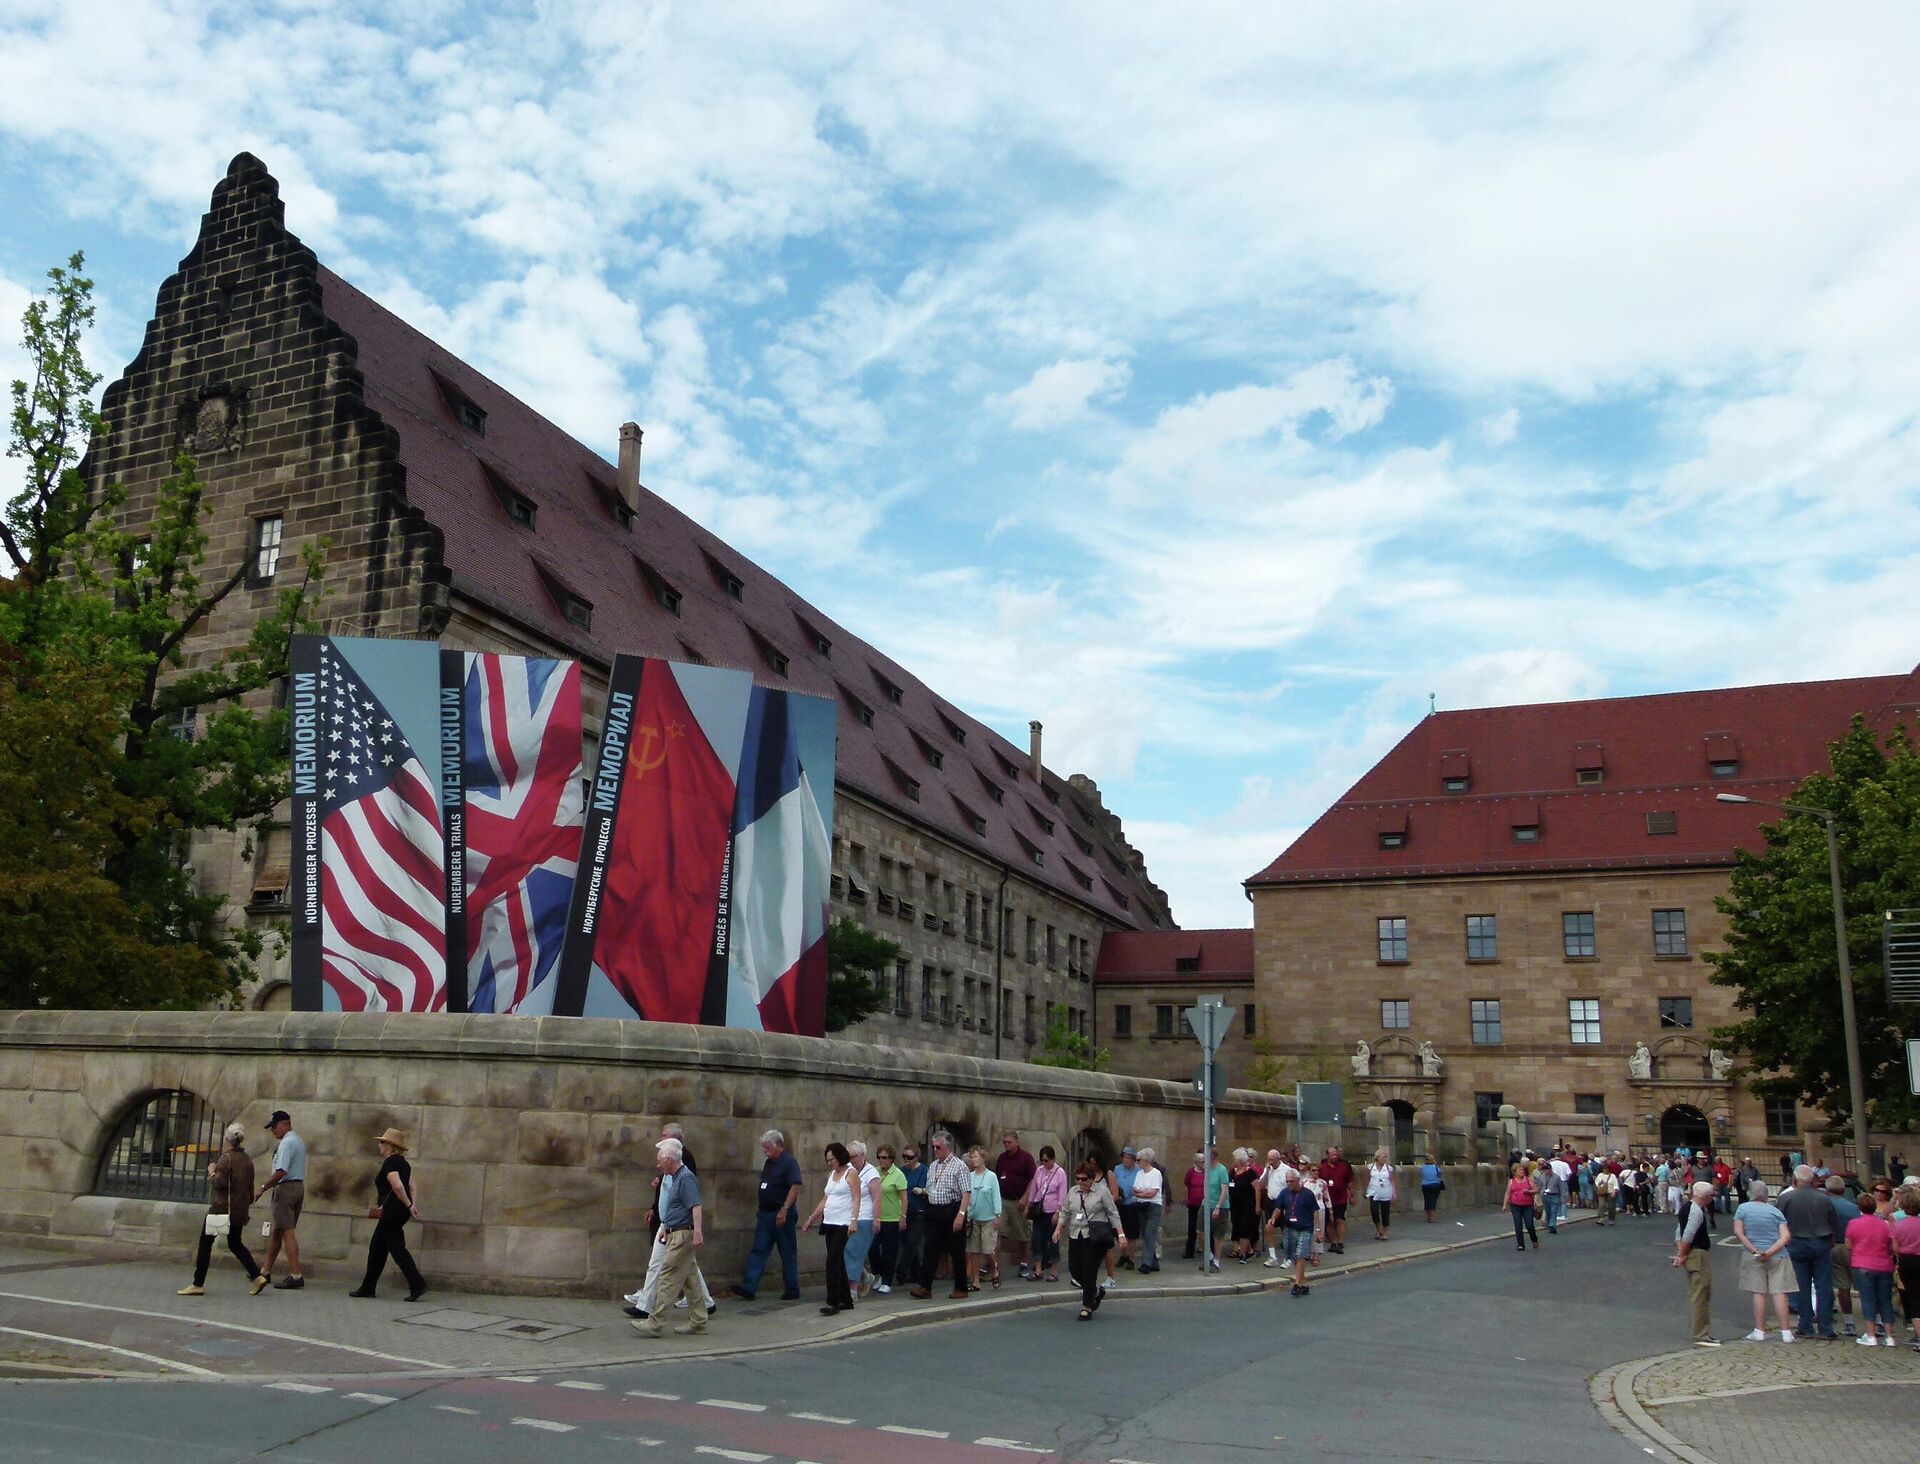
[1593, 1351, 1719, 1464]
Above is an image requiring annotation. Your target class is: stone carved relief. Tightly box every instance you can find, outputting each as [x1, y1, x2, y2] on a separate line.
[178, 383, 249, 456]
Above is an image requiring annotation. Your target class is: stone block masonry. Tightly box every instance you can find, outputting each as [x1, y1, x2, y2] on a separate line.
[0, 1010, 1336, 1297]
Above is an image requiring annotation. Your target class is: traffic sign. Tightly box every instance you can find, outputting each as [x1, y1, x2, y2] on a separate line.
[1183, 1002, 1235, 1053]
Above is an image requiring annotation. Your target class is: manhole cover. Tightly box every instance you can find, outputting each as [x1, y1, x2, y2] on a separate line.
[474, 1319, 584, 1342]
[396, 1308, 513, 1333]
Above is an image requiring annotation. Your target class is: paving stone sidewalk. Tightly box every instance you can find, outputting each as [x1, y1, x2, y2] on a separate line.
[1600, 1335, 1920, 1463]
[0, 1203, 1574, 1378]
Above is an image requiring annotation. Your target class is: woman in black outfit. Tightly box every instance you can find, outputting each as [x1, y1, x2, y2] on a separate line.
[1228, 1150, 1259, 1261]
[350, 1128, 426, 1301]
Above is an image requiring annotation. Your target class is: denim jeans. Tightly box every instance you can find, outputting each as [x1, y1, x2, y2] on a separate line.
[845, 1218, 874, 1284]
[1030, 1211, 1058, 1272]
[740, 1207, 798, 1297]
[872, 1220, 903, 1285]
[1788, 1235, 1835, 1335]
[1543, 1194, 1566, 1230]
[1855, 1267, 1895, 1327]
[1139, 1203, 1163, 1269]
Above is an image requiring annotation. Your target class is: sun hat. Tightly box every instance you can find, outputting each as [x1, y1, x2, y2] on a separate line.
[377, 1128, 408, 1151]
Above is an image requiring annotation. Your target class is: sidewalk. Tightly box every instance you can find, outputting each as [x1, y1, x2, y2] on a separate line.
[0, 1203, 1576, 1380]
[1597, 1336, 1920, 1463]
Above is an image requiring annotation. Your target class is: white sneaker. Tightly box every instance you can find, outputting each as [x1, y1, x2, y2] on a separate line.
[1262, 1257, 1278, 1268]
[623, 1291, 642, 1306]
[874, 1283, 890, 1295]
[1882, 1335, 1897, 1347]
[1856, 1333, 1879, 1346]
[1744, 1328, 1768, 1341]
[1099, 1276, 1115, 1291]
[675, 1298, 689, 1309]
[1780, 1331, 1796, 1343]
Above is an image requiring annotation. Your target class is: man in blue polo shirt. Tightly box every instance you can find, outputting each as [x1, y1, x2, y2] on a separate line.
[1275, 1168, 1322, 1297]
[731, 1129, 802, 1302]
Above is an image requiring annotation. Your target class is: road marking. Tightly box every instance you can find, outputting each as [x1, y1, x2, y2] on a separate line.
[0, 1325, 222, 1378]
[607, 1438, 664, 1447]
[0, 1290, 451, 1370]
[264, 1381, 333, 1395]
[976, 1442, 1048, 1454]
[791, 1410, 855, 1424]
[497, 1374, 542, 1383]
[697, 1398, 768, 1412]
[554, 1380, 605, 1391]
[434, 1405, 479, 1415]
[694, 1449, 771, 1463]
[344, 1392, 396, 1405]
[627, 1389, 681, 1401]
[880, 1425, 950, 1438]
[512, 1418, 576, 1433]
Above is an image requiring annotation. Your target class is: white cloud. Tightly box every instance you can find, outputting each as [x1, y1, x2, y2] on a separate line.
[1480, 407, 1520, 446]
[995, 357, 1130, 430]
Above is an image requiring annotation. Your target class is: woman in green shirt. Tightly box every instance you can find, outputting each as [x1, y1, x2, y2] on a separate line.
[872, 1145, 909, 1294]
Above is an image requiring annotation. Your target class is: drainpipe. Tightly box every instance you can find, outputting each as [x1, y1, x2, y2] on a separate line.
[993, 863, 1011, 1062]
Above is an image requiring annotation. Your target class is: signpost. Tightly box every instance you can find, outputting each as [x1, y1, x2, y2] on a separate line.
[1907, 1037, 1920, 1097]
[1183, 996, 1233, 1275]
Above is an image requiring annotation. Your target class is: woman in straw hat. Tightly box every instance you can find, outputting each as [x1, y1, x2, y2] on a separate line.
[349, 1127, 426, 1301]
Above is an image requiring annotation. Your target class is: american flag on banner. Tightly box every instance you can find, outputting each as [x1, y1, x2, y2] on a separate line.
[460, 654, 583, 1015]
[315, 641, 446, 1011]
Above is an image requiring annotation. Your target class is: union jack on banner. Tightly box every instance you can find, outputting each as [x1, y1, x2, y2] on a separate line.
[314, 641, 446, 1011]
[458, 654, 583, 1015]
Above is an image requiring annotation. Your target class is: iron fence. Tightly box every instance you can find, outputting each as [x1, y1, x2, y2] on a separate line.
[93, 1089, 221, 1203]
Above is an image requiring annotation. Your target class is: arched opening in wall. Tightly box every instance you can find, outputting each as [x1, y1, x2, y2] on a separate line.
[926, 1118, 982, 1160]
[1071, 1126, 1117, 1173]
[94, 1090, 222, 1202]
[1660, 1104, 1711, 1157]
[253, 980, 293, 1012]
[1386, 1099, 1417, 1163]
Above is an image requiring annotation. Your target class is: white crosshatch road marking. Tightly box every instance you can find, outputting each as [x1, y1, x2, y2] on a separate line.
[511, 1418, 575, 1433]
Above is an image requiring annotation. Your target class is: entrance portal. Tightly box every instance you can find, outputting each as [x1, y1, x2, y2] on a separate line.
[1387, 1099, 1417, 1163]
[1659, 1104, 1711, 1156]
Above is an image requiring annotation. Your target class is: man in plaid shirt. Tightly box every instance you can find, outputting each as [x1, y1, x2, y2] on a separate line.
[909, 1131, 972, 1299]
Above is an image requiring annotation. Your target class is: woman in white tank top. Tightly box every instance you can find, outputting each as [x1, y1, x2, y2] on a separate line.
[802, 1141, 860, 1314]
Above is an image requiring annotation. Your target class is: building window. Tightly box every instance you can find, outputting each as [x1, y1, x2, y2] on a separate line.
[1113, 1004, 1132, 1038]
[1025, 916, 1039, 964]
[508, 494, 536, 526]
[657, 585, 682, 616]
[562, 593, 592, 631]
[1243, 1005, 1255, 1037]
[252, 514, 283, 581]
[1652, 908, 1688, 957]
[163, 705, 197, 742]
[613, 501, 634, 530]
[1567, 998, 1601, 1045]
[1763, 1096, 1797, 1139]
[1377, 916, 1408, 963]
[1441, 775, 1469, 794]
[1474, 1091, 1505, 1128]
[1708, 759, 1739, 779]
[1046, 924, 1057, 967]
[1575, 767, 1604, 786]
[1645, 810, 1677, 836]
[1659, 996, 1693, 1029]
[723, 574, 744, 600]
[94, 1090, 221, 1202]
[939, 971, 953, 1023]
[1174, 956, 1199, 974]
[1378, 829, 1407, 850]
[1154, 1003, 1175, 1038]
[813, 633, 832, 657]
[893, 961, 910, 1016]
[1465, 914, 1498, 961]
[1470, 999, 1502, 1045]
[1023, 995, 1036, 1043]
[455, 398, 487, 433]
[1380, 999, 1410, 1029]
[1512, 822, 1541, 843]
[1573, 1093, 1607, 1116]
[1563, 911, 1596, 959]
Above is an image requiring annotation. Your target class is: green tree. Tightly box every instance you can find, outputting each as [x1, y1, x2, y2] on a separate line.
[1030, 1009, 1109, 1072]
[1708, 717, 1920, 1136]
[1, 255, 324, 1008]
[823, 916, 901, 1032]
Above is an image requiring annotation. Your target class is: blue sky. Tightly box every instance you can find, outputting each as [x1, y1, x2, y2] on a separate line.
[4, 3, 1918, 928]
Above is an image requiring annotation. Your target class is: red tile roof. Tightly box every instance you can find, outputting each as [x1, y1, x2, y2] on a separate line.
[311, 268, 1169, 927]
[1094, 928, 1254, 984]
[1247, 669, 1920, 887]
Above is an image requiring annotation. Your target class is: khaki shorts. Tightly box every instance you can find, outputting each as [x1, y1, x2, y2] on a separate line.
[1739, 1250, 1794, 1294]
[966, 1219, 998, 1254]
[270, 1180, 304, 1231]
[1831, 1242, 1852, 1292]
[998, 1201, 1030, 1244]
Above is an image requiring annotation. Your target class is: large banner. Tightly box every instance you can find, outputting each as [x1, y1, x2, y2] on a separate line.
[292, 638, 833, 1034]
[553, 656, 836, 1035]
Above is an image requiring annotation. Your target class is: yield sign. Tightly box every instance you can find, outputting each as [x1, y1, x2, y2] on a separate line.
[1183, 1001, 1234, 1054]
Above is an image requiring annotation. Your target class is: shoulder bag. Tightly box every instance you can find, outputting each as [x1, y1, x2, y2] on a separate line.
[204, 1212, 231, 1238]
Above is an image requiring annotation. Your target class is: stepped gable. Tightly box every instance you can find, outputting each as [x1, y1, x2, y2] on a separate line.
[310, 268, 1169, 927]
[1248, 668, 1920, 887]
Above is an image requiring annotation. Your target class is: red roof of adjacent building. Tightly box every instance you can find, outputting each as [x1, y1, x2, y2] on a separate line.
[1247, 670, 1920, 887]
[1094, 928, 1254, 984]
[309, 266, 1169, 927]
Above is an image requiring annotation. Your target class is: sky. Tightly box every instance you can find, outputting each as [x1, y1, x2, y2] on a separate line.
[3, 2, 1918, 929]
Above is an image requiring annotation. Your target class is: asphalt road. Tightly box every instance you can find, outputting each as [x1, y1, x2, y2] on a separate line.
[0, 1214, 1717, 1463]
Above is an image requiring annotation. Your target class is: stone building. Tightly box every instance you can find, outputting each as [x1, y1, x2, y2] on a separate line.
[1240, 670, 1919, 1162]
[86, 153, 1171, 1050]
[1091, 929, 1256, 1083]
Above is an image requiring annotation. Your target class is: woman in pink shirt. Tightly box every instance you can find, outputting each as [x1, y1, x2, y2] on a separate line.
[1891, 1186, 1920, 1353]
[1022, 1145, 1068, 1284]
[1844, 1191, 1898, 1346]
[1506, 1164, 1539, 1252]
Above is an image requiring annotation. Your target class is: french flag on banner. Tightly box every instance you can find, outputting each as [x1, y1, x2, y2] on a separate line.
[726, 688, 832, 1034]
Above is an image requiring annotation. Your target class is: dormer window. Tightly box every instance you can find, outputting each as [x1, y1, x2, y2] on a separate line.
[1440, 748, 1470, 794]
[1572, 741, 1605, 786]
[1044, 786, 1060, 806]
[1512, 823, 1541, 843]
[1442, 777, 1469, 794]
[873, 670, 904, 705]
[1072, 831, 1094, 856]
[984, 781, 1004, 805]
[858, 704, 873, 727]
[659, 585, 681, 616]
[939, 711, 967, 745]
[904, 776, 920, 801]
[970, 812, 987, 835]
[1379, 830, 1408, 850]
[1377, 811, 1409, 851]
[562, 594, 593, 631]
[1705, 731, 1739, 779]
[724, 574, 744, 600]
[1031, 849, 1045, 868]
[456, 399, 486, 433]
[1511, 800, 1541, 843]
[613, 501, 633, 530]
[1708, 759, 1738, 778]
[1645, 810, 1677, 836]
[509, 496, 536, 526]
[771, 650, 789, 676]
[1034, 809, 1055, 835]
[929, 748, 944, 770]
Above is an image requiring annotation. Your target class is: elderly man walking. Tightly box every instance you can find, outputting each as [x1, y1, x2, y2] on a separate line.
[632, 1138, 706, 1338]
[1672, 1180, 1721, 1346]
[1777, 1164, 1840, 1340]
[254, 1110, 307, 1290]
[731, 1129, 803, 1302]
[1734, 1179, 1796, 1342]
[625, 1123, 715, 1321]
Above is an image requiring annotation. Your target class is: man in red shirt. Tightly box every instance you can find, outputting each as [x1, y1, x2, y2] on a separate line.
[1711, 1156, 1734, 1215]
[1318, 1146, 1355, 1254]
[993, 1131, 1038, 1279]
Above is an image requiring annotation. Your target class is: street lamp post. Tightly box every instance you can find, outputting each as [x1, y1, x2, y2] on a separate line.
[1716, 792, 1872, 1178]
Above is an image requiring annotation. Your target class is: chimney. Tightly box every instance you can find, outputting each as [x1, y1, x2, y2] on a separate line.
[617, 422, 644, 511]
[1029, 720, 1043, 782]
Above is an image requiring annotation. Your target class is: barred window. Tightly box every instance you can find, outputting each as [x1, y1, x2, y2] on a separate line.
[94, 1090, 222, 1202]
